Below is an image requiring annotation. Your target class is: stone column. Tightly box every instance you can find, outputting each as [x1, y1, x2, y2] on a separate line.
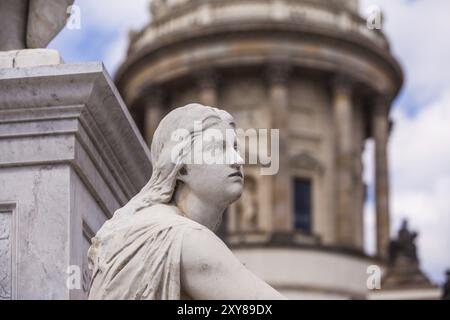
[268, 63, 291, 232]
[353, 96, 365, 250]
[373, 95, 391, 260]
[197, 69, 218, 107]
[142, 86, 164, 147]
[333, 75, 356, 247]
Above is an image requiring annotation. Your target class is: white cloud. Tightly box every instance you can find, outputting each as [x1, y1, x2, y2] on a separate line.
[360, 0, 450, 285]
[103, 31, 131, 75]
[363, 91, 450, 284]
[77, 0, 151, 31]
[77, 0, 151, 74]
[358, 0, 450, 285]
[50, 0, 151, 74]
[390, 92, 450, 284]
[363, 140, 375, 187]
[363, 200, 376, 256]
[391, 93, 450, 191]
[360, 0, 450, 104]
[363, 140, 375, 256]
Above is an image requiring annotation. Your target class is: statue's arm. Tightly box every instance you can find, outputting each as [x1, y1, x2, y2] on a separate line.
[180, 227, 287, 300]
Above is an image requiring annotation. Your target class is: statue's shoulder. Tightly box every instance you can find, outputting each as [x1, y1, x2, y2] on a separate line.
[136, 204, 203, 230]
[137, 203, 179, 216]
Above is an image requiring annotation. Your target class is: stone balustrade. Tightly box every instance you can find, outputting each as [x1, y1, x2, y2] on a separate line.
[133, 0, 388, 53]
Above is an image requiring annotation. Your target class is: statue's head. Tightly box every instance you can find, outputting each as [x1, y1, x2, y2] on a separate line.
[125, 103, 244, 217]
[401, 219, 409, 229]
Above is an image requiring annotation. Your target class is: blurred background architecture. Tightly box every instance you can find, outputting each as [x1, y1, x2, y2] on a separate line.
[1, 0, 448, 300]
[112, 0, 441, 299]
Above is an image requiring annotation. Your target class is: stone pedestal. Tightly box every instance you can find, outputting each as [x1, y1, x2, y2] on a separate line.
[0, 49, 62, 68]
[369, 257, 441, 300]
[0, 62, 152, 299]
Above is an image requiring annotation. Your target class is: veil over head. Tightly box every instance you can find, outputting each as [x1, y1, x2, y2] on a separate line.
[92, 104, 234, 238]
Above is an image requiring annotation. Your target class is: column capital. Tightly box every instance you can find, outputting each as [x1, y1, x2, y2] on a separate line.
[375, 93, 393, 104]
[196, 68, 219, 106]
[331, 73, 355, 94]
[138, 85, 165, 109]
[196, 68, 219, 90]
[373, 93, 393, 117]
[267, 62, 292, 85]
[141, 84, 163, 98]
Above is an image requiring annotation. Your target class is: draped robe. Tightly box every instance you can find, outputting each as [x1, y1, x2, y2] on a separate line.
[87, 207, 203, 300]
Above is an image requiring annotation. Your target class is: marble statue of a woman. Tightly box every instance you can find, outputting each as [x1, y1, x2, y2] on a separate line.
[87, 104, 285, 300]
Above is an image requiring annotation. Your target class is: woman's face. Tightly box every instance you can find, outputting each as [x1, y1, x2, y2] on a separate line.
[181, 122, 244, 205]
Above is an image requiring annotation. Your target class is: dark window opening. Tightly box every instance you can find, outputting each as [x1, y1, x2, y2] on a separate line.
[293, 177, 312, 234]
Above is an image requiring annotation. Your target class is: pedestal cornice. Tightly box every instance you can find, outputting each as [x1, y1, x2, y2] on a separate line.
[0, 62, 153, 215]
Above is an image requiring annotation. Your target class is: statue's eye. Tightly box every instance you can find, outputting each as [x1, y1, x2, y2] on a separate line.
[207, 140, 224, 153]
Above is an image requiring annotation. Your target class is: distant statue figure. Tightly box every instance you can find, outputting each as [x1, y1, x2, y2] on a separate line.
[388, 219, 418, 266]
[382, 219, 436, 290]
[443, 270, 450, 300]
[87, 104, 285, 300]
[0, 0, 74, 51]
[150, 0, 168, 18]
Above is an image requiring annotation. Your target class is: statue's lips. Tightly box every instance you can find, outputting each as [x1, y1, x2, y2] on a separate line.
[228, 171, 243, 178]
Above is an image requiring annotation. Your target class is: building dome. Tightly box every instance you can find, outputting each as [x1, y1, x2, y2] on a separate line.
[116, 0, 403, 299]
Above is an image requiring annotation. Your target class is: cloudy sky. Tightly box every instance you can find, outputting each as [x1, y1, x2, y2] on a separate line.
[49, 0, 450, 284]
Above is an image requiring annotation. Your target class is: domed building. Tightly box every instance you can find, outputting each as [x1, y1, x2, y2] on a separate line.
[115, 0, 404, 299]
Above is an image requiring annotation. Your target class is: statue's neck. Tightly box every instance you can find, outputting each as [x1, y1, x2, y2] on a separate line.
[173, 184, 226, 232]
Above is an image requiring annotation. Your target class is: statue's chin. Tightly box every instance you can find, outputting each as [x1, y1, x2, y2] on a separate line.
[225, 184, 244, 204]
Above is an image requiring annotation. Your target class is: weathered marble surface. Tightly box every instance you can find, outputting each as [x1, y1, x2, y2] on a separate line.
[0, 62, 152, 299]
[0, 49, 62, 69]
[0, 166, 70, 299]
[0, 211, 12, 300]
